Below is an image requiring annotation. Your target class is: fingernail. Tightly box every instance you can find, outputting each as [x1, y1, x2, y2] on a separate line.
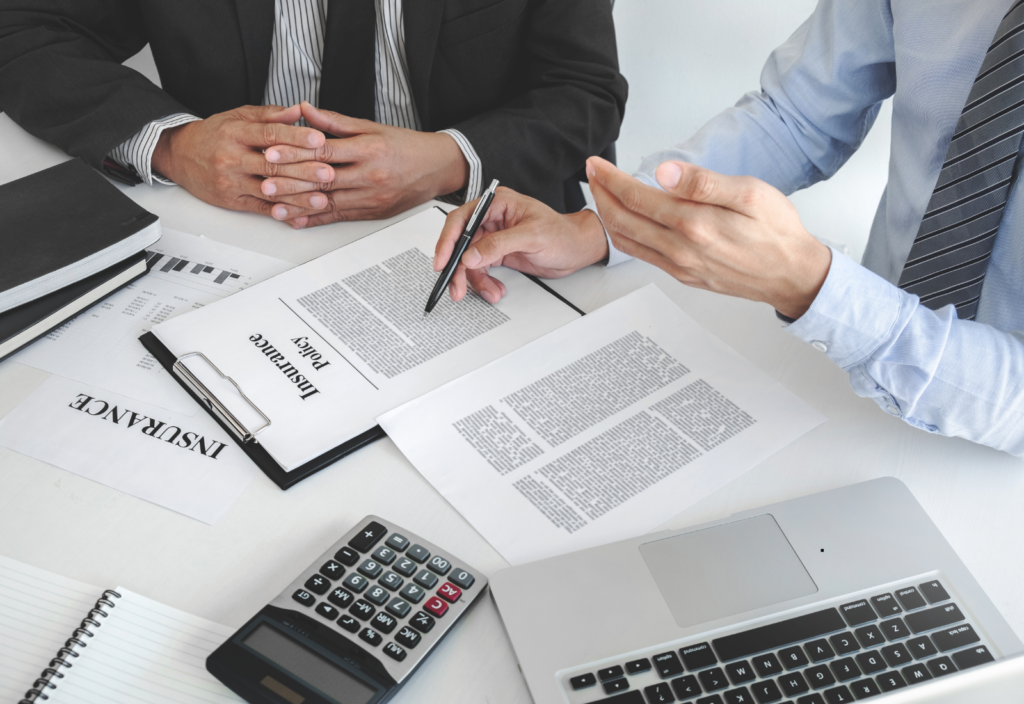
[266, 149, 280, 162]
[484, 290, 497, 304]
[448, 282, 456, 298]
[586, 161, 595, 179]
[273, 206, 287, 220]
[463, 249, 481, 267]
[308, 133, 320, 146]
[311, 194, 327, 208]
[658, 162, 683, 189]
[263, 181, 276, 195]
[291, 216, 308, 229]
[318, 168, 332, 181]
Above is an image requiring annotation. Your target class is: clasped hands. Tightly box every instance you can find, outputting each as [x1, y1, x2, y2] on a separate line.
[151, 101, 468, 228]
[435, 156, 832, 320]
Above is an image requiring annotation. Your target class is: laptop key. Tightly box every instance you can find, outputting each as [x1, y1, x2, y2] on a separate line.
[778, 671, 810, 697]
[829, 657, 860, 682]
[951, 645, 994, 670]
[696, 696, 723, 704]
[714, 609, 845, 662]
[749, 679, 782, 703]
[918, 580, 950, 604]
[804, 665, 835, 689]
[828, 633, 859, 655]
[570, 673, 597, 690]
[796, 695, 825, 704]
[839, 600, 876, 627]
[725, 661, 756, 685]
[681, 643, 718, 670]
[753, 653, 783, 678]
[926, 656, 957, 678]
[724, 687, 754, 704]
[855, 650, 886, 675]
[779, 646, 809, 670]
[585, 693, 643, 704]
[894, 587, 926, 612]
[655, 651, 685, 678]
[853, 624, 884, 648]
[880, 643, 911, 668]
[931, 623, 980, 652]
[627, 658, 652, 675]
[805, 639, 835, 662]
[869, 594, 901, 617]
[900, 663, 932, 685]
[878, 618, 909, 641]
[671, 675, 701, 700]
[599, 666, 626, 682]
[876, 670, 906, 692]
[847, 678, 880, 698]
[603, 678, 630, 695]
[822, 685, 854, 703]
[644, 682, 675, 703]
[906, 635, 937, 659]
[698, 668, 728, 692]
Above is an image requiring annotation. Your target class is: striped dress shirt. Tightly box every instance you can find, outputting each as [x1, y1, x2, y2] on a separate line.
[109, 0, 482, 203]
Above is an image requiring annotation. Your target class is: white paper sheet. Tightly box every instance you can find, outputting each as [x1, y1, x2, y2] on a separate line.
[0, 555, 241, 704]
[10, 229, 291, 414]
[151, 208, 582, 471]
[379, 285, 827, 565]
[0, 376, 257, 524]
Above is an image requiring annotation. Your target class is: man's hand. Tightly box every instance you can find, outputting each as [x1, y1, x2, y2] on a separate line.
[434, 187, 608, 304]
[587, 156, 832, 319]
[151, 104, 337, 224]
[262, 102, 469, 228]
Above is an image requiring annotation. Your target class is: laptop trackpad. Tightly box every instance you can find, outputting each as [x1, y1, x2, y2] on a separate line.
[639, 514, 817, 629]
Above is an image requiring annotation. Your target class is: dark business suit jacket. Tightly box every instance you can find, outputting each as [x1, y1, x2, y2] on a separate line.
[0, 0, 627, 212]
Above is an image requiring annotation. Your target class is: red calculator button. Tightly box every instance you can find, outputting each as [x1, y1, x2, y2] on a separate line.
[437, 582, 462, 603]
[424, 597, 449, 617]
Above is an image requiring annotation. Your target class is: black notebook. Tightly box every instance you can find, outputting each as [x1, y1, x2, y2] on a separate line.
[0, 158, 160, 314]
[0, 252, 150, 362]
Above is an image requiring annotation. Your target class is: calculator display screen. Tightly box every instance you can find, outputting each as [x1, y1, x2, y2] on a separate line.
[242, 624, 377, 704]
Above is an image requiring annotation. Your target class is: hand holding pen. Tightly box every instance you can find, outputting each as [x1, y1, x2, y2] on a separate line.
[425, 179, 500, 313]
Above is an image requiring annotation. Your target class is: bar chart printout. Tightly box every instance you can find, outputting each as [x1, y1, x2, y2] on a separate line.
[10, 229, 291, 414]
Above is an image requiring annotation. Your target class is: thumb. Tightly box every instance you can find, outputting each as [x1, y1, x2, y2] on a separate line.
[300, 101, 368, 137]
[655, 160, 757, 214]
[245, 104, 303, 124]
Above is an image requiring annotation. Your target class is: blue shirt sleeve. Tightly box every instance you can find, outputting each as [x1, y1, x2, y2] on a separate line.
[786, 250, 1024, 457]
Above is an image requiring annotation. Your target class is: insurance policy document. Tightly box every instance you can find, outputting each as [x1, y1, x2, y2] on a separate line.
[150, 207, 580, 471]
[379, 285, 826, 565]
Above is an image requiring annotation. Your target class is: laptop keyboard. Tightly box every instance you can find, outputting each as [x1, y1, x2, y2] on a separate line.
[565, 579, 996, 704]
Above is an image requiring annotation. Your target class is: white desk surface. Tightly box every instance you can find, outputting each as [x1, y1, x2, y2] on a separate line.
[1, 113, 1023, 704]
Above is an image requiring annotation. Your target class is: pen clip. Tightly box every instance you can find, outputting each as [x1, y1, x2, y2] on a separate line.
[173, 351, 271, 443]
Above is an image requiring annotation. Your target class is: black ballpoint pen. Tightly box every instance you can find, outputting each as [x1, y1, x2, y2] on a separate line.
[424, 178, 500, 314]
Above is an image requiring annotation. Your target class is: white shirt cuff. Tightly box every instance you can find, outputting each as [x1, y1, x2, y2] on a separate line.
[107, 113, 201, 186]
[437, 128, 483, 204]
[583, 202, 632, 267]
[783, 248, 904, 370]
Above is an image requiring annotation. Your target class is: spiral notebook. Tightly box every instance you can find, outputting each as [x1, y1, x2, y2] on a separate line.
[0, 555, 241, 704]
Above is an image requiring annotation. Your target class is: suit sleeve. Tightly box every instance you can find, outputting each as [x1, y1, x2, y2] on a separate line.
[448, 0, 627, 201]
[0, 0, 190, 168]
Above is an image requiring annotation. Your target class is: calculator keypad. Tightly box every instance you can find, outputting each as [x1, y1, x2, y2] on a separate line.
[276, 517, 485, 683]
[414, 569, 438, 589]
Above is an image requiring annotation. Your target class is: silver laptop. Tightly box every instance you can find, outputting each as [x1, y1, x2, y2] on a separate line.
[490, 478, 1023, 704]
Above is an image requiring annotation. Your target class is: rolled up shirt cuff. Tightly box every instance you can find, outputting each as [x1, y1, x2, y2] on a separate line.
[107, 113, 200, 186]
[437, 128, 483, 205]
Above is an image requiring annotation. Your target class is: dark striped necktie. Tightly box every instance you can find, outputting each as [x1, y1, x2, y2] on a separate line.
[898, 0, 1024, 320]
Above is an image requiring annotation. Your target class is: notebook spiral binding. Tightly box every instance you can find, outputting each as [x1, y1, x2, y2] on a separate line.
[19, 589, 122, 704]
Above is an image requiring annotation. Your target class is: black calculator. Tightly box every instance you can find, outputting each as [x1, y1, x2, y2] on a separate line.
[207, 516, 487, 704]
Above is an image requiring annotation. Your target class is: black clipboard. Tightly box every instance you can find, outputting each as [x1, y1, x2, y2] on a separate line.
[141, 331, 385, 489]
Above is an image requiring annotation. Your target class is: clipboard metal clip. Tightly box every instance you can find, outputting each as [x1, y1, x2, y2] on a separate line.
[173, 351, 271, 443]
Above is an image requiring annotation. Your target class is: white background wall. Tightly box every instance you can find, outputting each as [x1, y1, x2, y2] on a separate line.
[610, 0, 893, 262]
[124, 0, 895, 262]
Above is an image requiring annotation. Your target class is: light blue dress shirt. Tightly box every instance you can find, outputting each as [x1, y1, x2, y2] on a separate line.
[614, 0, 1024, 456]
